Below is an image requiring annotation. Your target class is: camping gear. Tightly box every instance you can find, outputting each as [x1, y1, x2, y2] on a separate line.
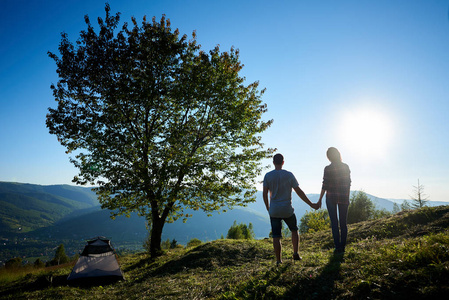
[67, 236, 124, 281]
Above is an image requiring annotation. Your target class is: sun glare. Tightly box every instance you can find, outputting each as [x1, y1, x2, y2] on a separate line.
[338, 108, 393, 159]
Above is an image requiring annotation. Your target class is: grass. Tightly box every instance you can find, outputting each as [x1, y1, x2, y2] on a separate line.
[1, 206, 449, 299]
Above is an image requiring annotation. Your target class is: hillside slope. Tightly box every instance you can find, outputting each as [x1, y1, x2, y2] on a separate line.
[0, 182, 98, 234]
[1, 205, 448, 299]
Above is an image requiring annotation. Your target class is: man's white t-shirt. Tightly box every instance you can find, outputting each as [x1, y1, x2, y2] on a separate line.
[263, 169, 299, 218]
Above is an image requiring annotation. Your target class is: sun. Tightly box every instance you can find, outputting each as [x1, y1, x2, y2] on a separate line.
[338, 108, 393, 159]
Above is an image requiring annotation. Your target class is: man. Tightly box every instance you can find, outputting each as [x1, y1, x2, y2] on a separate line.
[263, 153, 319, 265]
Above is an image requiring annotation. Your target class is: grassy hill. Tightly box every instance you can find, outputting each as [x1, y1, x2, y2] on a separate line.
[1, 205, 448, 299]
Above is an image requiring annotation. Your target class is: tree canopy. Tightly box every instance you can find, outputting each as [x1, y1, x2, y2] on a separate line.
[46, 4, 273, 257]
[47, 244, 69, 266]
[347, 191, 376, 224]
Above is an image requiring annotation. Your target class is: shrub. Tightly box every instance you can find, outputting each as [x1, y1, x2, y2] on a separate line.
[5, 257, 22, 269]
[372, 208, 392, 220]
[227, 221, 255, 240]
[34, 258, 45, 268]
[299, 209, 330, 234]
[161, 238, 171, 249]
[187, 238, 202, 248]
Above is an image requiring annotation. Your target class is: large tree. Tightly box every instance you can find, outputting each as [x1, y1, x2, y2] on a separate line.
[46, 4, 274, 257]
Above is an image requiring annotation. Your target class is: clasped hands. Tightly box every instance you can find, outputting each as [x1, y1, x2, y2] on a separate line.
[310, 199, 322, 210]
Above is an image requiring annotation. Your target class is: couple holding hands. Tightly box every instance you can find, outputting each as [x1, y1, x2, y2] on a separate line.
[263, 147, 351, 264]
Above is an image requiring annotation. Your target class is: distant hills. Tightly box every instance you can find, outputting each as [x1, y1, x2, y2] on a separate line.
[0, 182, 98, 234]
[0, 181, 448, 264]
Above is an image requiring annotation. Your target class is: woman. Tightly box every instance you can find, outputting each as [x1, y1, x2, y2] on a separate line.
[318, 147, 351, 254]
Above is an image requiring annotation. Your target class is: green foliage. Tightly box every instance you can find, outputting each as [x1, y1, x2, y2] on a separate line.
[187, 238, 202, 248]
[371, 208, 391, 219]
[5, 257, 22, 269]
[161, 239, 171, 250]
[401, 200, 412, 211]
[170, 239, 178, 249]
[392, 202, 401, 213]
[0, 182, 97, 234]
[346, 206, 449, 242]
[33, 258, 45, 269]
[46, 3, 273, 258]
[348, 191, 376, 224]
[227, 221, 255, 240]
[47, 244, 69, 266]
[347, 191, 392, 225]
[299, 209, 330, 234]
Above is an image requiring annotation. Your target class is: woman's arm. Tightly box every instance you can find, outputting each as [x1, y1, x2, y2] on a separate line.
[317, 188, 326, 208]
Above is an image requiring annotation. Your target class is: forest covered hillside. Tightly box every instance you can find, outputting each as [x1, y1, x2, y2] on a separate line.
[0, 182, 98, 234]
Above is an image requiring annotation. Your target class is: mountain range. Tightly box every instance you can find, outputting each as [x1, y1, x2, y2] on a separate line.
[1, 181, 448, 263]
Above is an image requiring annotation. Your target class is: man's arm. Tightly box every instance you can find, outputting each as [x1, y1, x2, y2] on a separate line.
[293, 186, 319, 210]
[262, 186, 270, 212]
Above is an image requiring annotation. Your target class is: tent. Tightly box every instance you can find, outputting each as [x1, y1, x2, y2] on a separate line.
[67, 236, 124, 281]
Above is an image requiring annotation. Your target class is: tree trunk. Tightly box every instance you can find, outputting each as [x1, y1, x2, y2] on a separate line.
[150, 217, 165, 258]
[148, 196, 175, 258]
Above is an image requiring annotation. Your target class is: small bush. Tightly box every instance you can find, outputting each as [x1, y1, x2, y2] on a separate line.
[34, 258, 45, 268]
[5, 257, 22, 270]
[299, 209, 330, 234]
[227, 221, 255, 240]
[371, 208, 392, 220]
[187, 238, 202, 248]
[162, 238, 171, 249]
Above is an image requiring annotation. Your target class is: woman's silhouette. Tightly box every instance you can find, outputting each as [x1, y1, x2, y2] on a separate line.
[318, 147, 351, 254]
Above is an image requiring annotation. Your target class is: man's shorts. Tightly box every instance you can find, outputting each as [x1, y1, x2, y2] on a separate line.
[270, 214, 298, 238]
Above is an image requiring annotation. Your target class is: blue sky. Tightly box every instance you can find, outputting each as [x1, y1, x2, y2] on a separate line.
[1, 0, 449, 201]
